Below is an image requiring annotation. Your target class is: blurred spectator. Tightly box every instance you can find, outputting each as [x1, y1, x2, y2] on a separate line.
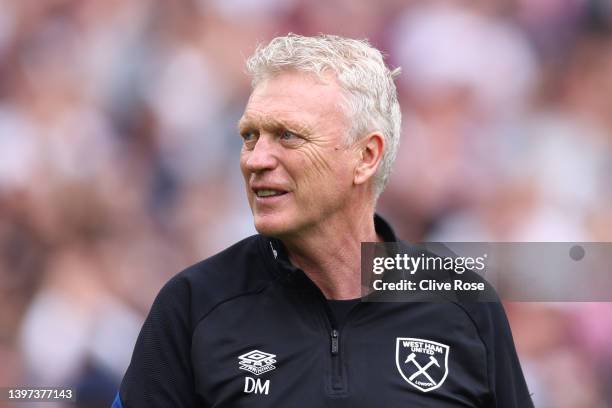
[0, 0, 610, 406]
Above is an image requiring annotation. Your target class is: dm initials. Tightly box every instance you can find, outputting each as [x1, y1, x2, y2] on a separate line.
[244, 377, 270, 395]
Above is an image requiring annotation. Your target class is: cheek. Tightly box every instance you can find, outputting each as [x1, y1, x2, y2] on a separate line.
[294, 150, 354, 198]
[239, 154, 251, 182]
[239, 151, 248, 172]
[239, 155, 253, 200]
[301, 146, 335, 179]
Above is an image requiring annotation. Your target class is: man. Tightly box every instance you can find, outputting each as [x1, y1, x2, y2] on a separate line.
[113, 34, 533, 407]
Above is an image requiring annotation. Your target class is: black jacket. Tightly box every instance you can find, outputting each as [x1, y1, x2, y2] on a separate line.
[114, 216, 533, 407]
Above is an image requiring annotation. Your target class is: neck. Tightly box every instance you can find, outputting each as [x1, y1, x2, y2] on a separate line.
[281, 207, 380, 300]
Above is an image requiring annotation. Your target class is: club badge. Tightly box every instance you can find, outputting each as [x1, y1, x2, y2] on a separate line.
[396, 337, 449, 392]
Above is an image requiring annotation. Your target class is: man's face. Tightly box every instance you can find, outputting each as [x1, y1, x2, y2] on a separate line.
[239, 71, 357, 238]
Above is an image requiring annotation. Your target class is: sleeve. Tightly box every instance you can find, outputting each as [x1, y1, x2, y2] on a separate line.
[481, 301, 534, 408]
[115, 275, 197, 408]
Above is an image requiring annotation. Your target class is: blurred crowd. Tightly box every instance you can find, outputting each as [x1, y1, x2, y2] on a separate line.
[0, 0, 611, 407]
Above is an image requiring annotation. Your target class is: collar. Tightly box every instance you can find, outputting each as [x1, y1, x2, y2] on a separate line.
[373, 213, 398, 243]
[263, 213, 399, 286]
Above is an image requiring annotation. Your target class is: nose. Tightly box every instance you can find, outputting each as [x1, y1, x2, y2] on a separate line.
[244, 134, 278, 173]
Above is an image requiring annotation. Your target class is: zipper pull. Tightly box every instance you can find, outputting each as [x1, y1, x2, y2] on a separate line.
[331, 329, 339, 355]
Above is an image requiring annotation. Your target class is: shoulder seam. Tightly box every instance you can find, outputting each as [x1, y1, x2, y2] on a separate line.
[190, 279, 278, 340]
[448, 300, 493, 403]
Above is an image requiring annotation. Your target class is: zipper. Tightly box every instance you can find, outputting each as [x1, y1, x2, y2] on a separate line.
[331, 329, 339, 355]
[330, 328, 344, 391]
[307, 289, 349, 395]
[324, 300, 362, 394]
[283, 263, 360, 395]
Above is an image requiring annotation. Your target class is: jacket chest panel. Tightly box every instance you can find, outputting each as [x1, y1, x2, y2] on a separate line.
[190, 294, 487, 407]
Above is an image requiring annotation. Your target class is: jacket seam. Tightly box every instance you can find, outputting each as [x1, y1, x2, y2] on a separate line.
[191, 278, 277, 334]
[448, 300, 493, 405]
[189, 235, 283, 346]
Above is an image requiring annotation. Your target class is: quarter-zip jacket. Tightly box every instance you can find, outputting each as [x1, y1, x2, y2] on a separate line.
[114, 216, 533, 407]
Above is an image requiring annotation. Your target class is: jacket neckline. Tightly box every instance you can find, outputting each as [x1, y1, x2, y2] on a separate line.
[259, 213, 398, 288]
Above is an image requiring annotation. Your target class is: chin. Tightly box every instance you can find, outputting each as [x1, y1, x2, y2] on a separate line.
[253, 214, 293, 238]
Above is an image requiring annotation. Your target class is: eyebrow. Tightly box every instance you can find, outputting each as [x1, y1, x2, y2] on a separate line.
[238, 115, 313, 136]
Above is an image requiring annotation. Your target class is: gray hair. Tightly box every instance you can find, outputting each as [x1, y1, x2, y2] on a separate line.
[245, 33, 401, 198]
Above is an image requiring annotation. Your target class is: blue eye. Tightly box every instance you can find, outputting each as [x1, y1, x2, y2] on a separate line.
[280, 130, 297, 140]
[241, 131, 256, 141]
[241, 131, 258, 149]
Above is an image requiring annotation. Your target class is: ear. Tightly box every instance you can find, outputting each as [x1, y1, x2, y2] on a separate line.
[354, 132, 384, 186]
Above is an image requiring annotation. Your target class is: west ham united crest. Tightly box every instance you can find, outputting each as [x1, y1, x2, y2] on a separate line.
[396, 337, 450, 392]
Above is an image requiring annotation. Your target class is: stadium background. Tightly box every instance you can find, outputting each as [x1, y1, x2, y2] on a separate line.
[0, 0, 611, 406]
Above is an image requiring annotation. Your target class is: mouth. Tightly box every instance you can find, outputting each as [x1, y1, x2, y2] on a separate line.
[253, 188, 289, 199]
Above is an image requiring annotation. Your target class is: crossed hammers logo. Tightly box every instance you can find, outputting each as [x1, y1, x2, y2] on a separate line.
[404, 353, 440, 385]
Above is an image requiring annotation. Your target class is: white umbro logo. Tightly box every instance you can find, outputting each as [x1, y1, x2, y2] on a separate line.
[238, 350, 277, 376]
